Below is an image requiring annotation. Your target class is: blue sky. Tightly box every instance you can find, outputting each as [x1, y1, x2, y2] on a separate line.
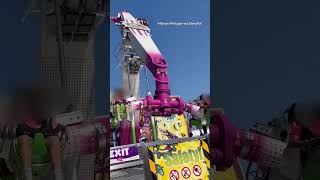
[110, 0, 210, 102]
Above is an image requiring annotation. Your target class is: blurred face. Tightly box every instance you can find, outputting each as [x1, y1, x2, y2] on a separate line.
[20, 100, 43, 122]
[201, 95, 211, 107]
[17, 81, 71, 122]
[115, 89, 125, 100]
[20, 88, 50, 121]
[27, 99, 45, 118]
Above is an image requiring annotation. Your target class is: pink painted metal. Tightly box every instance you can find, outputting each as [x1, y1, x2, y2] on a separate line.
[111, 11, 194, 116]
[210, 109, 287, 170]
[63, 117, 109, 156]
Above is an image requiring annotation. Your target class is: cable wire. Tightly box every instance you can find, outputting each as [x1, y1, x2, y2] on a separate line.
[144, 65, 151, 96]
[127, 59, 132, 97]
[55, 0, 65, 88]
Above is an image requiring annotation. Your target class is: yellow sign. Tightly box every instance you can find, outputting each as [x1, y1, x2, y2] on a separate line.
[147, 139, 210, 180]
[152, 114, 189, 140]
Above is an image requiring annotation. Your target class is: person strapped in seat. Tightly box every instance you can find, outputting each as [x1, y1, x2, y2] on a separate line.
[13, 82, 71, 180]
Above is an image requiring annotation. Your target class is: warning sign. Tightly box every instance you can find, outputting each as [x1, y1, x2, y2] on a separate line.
[181, 167, 191, 179]
[193, 165, 202, 176]
[169, 170, 179, 180]
[146, 139, 210, 180]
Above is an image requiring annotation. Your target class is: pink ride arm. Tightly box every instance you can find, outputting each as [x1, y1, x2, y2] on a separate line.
[111, 11, 189, 116]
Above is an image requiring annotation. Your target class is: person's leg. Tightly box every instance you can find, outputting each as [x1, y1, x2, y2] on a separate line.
[18, 135, 33, 180]
[202, 125, 208, 134]
[45, 136, 63, 180]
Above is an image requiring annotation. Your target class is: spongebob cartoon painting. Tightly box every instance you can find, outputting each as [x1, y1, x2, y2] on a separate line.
[152, 114, 189, 140]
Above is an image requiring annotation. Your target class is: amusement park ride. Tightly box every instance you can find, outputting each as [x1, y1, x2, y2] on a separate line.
[0, 0, 319, 179]
[109, 10, 320, 180]
[109, 10, 214, 180]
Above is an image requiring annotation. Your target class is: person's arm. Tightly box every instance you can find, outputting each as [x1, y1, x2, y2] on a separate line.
[125, 103, 130, 120]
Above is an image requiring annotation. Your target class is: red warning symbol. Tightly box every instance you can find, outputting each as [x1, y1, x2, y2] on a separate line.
[193, 165, 202, 176]
[169, 170, 179, 180]
[181, 167, 191, 179]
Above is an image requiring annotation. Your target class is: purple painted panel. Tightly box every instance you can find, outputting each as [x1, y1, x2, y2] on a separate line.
[110, 146, 139, 163]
